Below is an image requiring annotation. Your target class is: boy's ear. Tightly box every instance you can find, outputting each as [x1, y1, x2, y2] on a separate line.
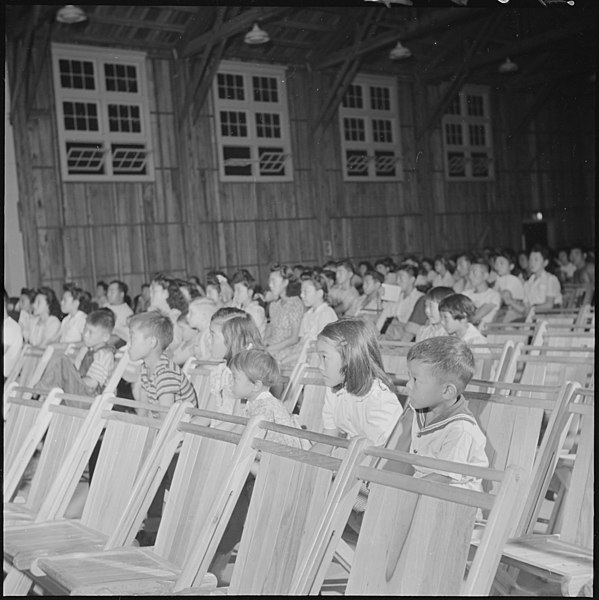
[442, 382, 459, 399]
[252, 379, 264, 391]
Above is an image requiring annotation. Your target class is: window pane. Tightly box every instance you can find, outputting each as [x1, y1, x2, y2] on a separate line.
[217, 73, 245, 101]
[469, 124, 486, 146]
[107, 104, 142, 133]
[374, 151, 396, 176]
[63, 101, 99, 131]
[447, 152, 466, 177]
[370, 86, 390, 111]
[112, 143, 147, 175]
[445, 96, 461, 115]
[342, 84, 363, 109]
[259, 147, 285, 176]
[253, 76, 279, 103]
[466, 94, 484, 117]
[59, 59, 95, 90]
[256, 113, 281, 138]
[472, 152, 490, 177]
[66, 142, 105, 174]
[372, 119, 393, 143]
[104, 63, 138, 93]
[346, 150, 369, 177]
[220, 111, 248, 137]
[343, 117, 365, 142]
[223, 146, 252, 176]
[445, 122, 463, 145]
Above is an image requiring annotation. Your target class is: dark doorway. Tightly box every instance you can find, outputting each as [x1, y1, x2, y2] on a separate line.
[522, 221, 548, 251]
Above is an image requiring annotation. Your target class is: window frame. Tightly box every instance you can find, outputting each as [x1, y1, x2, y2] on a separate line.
[51, 43, 154, 182]
[441, 85, 494, 182]
[338, 74, 403, 183]
[213, 60, 293, 183]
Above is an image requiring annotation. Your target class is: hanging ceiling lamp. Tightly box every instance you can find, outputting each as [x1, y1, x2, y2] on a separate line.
[56, 5, 87, 24]
[498, 57, 519, 73]
[389, 41, 412, 60]
[244, 23, 270, 45]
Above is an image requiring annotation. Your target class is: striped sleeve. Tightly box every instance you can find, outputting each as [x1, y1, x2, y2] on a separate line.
[155, 363, 198, 407]
[85, 348, 115, 388]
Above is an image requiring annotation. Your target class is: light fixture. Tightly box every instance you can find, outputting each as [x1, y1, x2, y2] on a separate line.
[244, 23, 270, 45]
[56, 5, 87, 24]
[389, 41, 412, 60]
[499, 57, 519, 74]
[450, 0, 469, 5]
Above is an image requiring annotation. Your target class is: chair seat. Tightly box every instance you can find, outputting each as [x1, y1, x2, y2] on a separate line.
[35, 547, 186, 595]
[3, 502, 36, 526]
[502, 535, 593, 577]
[4, 520, 108, 570]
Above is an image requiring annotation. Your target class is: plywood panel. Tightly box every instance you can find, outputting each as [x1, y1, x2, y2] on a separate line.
[87, 183, 115, 226]
[91, 226, 119, 276]
[63, 183, 90, 227]
[62, 227, 92, 282]
[32, 169, 61, 228]
[38, 228, 65, 282]
[116, 225, 146, 275]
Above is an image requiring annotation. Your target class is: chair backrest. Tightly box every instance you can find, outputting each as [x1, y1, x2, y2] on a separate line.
[102, 345, 131, 394]
[3, 344, 54, 393]
[77, 398, 188, 535]
[187, 365, 216, 410]
[296, 366, 328, 432]
[227, 426, 368, 595]
[470, 340, 515, 382]
[281, 360, 307, 411]
[484, 322, 540, 346]
[3, 385, 64, 496]
[561, 283, 588, 309]
[380, 340, 413, 378]
[151, 409, 262, 569]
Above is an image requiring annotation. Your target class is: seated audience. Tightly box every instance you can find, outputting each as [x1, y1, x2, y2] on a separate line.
[416, 286, 455, 342]
[452, 252, 474, 294]
[432, 255, 455, 288]
[555, 247, 576, 285]
[346, 270, 384, 322]
[107, 279, 134, 345]
[493, 249, 525, 323]
[27, 287, 62, 347]
[439, 294, 487, 346]
[463, 261, 501, 330]
[93, 281, 109, 309]
[570, 244, 595, 304]
[58, 283, 89, 343]
[134, 283, 151, 314]
[329, 260, 360, 317]
[187, 297, 218, 361]
[231, 269, 267, 337]
[16, 287, 36, 342]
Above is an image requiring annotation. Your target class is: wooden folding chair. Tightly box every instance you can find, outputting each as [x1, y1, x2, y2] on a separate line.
[484, 321, 542, 346]
[295, 366, 328, 431]
[292, 449, 526, 595]
[29, 410, 264, 595]
[379, 340, 412, 378]
[498, 385, 593, 597]
[3, 344, 55, 396]
[470, 340, 515, 381]
[3, 398, 191, 595]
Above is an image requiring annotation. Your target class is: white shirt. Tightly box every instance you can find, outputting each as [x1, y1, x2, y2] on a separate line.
[59, 310, 87, 343]
[244, 301, 266, 338]
[4, 315, 24, 375]
[382, 288, 423, 325]
[523, 271, 562, 307]
[322, 379, 403, 446]
[464, 288, 501, 328]
[108, 302, 134, 342]
[494, 274, 525, 301]
[460, 323, 487, 346]
[299, 302, 337, 340]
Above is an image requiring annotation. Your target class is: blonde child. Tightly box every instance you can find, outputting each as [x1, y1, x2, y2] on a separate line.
[406, 336, 488, 491]
[207, 307, 265, 416]
[438, 294, 487, 346]
[317, 317, 403, 447]
[187, 297, 218, 360]
[231, 269, 266, 337]
[415, 286, 454, 342]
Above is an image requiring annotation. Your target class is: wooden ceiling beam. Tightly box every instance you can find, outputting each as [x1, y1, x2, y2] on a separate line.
[424, 18, 594, 82]
[269, 18, 335, 32]
[507, 80, 557, 142]
[90, 14, 187, 33]
[58, 33, 174, 52]
[191, 37, 228, 125]
[180, 7, 290, 58]
[175, 7, 211, 58]
[313, 7, 487, 70]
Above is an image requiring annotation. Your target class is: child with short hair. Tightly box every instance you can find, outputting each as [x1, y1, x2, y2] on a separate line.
[329, 260, 360, 317]
[432, 255, 455, 288]
[438, 294, 487, 346]
[128, 311, 197, 414]
[406, 336, 489, 491]
[59, 283, 89, 343]
[27, 287, 62, 347]
[452, 252, 474, 294]
[187, 297, 218, 360]
[493, 249, 525, 323]
[231, 269, 266, 337]
[463, 261, 502, 330]
[415, 286, 455, 342]
[346, 270, 384, 321]
[317, 317, 403, 447]
[38, 309, 117, 396]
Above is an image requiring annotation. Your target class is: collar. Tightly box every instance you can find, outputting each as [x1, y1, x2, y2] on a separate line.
[412, 395, 477, 437]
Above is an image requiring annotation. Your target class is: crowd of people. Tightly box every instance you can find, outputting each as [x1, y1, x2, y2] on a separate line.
[3, 242, 594, 582]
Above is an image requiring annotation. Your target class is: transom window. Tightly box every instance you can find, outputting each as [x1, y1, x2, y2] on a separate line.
[52, 44, 153, 182]
[213, 61, 293, 182]
[442, 86, 494, 181]
[339, 75, 402, 182]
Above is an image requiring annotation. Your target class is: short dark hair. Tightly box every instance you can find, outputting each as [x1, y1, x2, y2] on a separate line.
[336, 260, 354, 274]
[96, 281, 108, 293]
[529, 244, 550, 261]
[407, 336, 475, 393]
[438, 294, 476, 321]
[128, 311, 174, 351]
[229, 349, 280, 387]
[231, 269, 257, 293]
[301, 272, 330, 300]
[109, 279, 128, 296]
[363, 270, 384, 285]
[425, 286, 455, 304]
[396, 263, 418, 279]
[86, 308, 115, 332]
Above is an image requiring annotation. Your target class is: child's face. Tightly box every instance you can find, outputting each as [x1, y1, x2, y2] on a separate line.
[518, 254, 529, 271]
[375, 264, 388, 277]
[396, 270, 414, 293]
[316, 338, 344, 388]
[107, 283, 123, 306]
[335, 266, 351, 286]
[187, 304, 212, 332]
[128, 327, 155, 361]
[60, 291, 78, 315]
[456, 257, 471, 278]
[301, 281, 322, 308]
[150, 282, 169, 308]
[20, 294, 32, 312]
[83, 323, 109, 350]
[569, 248, 584, 267]
[96, 285, 106, 297]
[406, 360, 446, 410]
[434, 260, 446, 275]
[468, 264, 487, 288]
[233, 283, 252, 307]
[358, 264, 368, 277]
[206, 285, 221, 304]
[33, 294, 49, 317]
[230, 368, 257, 400]
[268, 272, 286, 299]
[141, 286, 151, 301]
[209, 322, 227, 360]
[528, 252, 547, 275]
[424, 299, 441, 324]
[494, 256, 512, 277]
[362, 275, 378, 296]
[440, 311, 461, 335]
[557, 250, 569, 265]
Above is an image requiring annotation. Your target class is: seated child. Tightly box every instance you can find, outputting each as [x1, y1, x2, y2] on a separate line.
[187, 297, 218, 361]
[406, 336, 489, 491]
[170, 312, 199, 367]
[438, 294, 487, 346]
[128, 311, 197, 414]
[346, 270, 384, 322]
[37, 309, 116, 396]
[231, 269, 267, 337]
[415, 286, 454, 342]
[463, 261, 501, 330]
[58, 283, 89, 343]
[493, 250, 525, 323]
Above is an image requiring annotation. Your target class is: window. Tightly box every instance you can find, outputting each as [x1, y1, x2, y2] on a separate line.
[213, 61, 293, 182]
[51, 44, 153, 182]
[338, 75, 403, 182]
[442, 86, 494, 181]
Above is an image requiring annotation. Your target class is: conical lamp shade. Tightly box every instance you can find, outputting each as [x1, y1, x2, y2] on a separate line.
[56, 5, 87, 24]
[244, 23, 270, 45]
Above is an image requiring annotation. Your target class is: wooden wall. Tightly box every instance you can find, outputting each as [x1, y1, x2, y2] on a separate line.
[7, 36, 595, 295]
